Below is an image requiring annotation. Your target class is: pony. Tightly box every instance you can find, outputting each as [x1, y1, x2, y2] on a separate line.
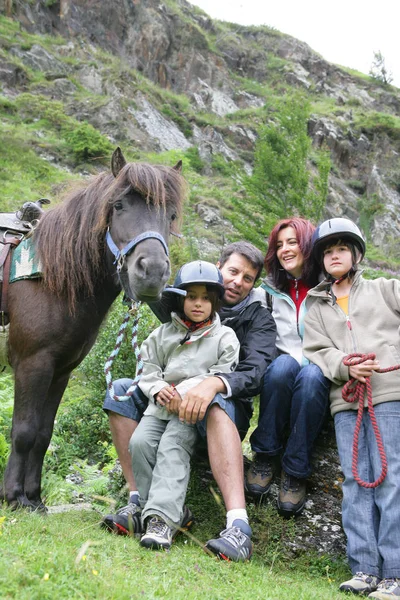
[2, 147, 186, 510]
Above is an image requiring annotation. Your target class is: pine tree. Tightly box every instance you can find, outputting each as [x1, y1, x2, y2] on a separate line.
[245, 94, 330, 222]
[369, 51, 393, 85]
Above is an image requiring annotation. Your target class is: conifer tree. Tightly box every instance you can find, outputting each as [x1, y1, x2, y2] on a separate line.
[245, 94, 330, 222]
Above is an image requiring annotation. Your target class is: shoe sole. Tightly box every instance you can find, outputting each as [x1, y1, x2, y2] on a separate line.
[140, 511, 195, 550]
[140, 537, 171, 550]
[277, 498, 306, 519]
[339, 584, 375, 594]
[204, 541, 253, 562]
[244, 481, 272, 501]
[101, 517, 142, 537]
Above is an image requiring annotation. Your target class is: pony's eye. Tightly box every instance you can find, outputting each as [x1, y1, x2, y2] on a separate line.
[170, 213, 177, 221]
[114, 202, 123, 211]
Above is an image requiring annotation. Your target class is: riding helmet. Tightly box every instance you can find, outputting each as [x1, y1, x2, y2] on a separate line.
[173, 261, 225, 298]
[312, 218, 366, 261]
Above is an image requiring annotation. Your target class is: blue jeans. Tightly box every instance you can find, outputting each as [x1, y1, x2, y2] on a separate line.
[103, 378, 148, 420]
[335, 402, 400, 579]
[250, 354, 330, 479]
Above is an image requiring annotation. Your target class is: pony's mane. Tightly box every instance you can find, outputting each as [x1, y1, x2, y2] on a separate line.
[35, 162, 185, 311]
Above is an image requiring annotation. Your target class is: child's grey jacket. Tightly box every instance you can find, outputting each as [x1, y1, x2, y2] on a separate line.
[304, 271, 400, 416]
[138, 312, 240, 420]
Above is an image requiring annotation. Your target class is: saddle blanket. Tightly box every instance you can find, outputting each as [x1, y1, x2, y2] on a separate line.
[9, 236, 42, 282]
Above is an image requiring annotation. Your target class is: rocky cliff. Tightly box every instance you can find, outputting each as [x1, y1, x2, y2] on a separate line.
[1, 0, 400, 264]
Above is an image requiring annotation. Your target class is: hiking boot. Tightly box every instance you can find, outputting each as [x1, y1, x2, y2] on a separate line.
[369, 579, 400, 599]
[245, 455, 275, 499]
[277, 470, 306, 518]
[205, 519, 253, 562]
[101, 498, 142, 536]
[339, 572, 380, 595]
[140, 506, 194, 550]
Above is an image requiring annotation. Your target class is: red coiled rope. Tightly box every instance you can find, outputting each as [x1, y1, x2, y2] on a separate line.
[342, 353, 400, 488]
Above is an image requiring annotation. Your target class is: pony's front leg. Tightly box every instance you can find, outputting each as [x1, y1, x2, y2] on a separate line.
[3, 361, 53, 509]
[24, 374, 70, 509]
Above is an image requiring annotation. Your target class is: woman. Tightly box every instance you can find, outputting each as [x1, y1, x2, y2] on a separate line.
[245, 217, 330, 518]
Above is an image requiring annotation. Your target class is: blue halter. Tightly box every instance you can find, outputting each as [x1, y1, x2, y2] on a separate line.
[106, 229, 169, 271]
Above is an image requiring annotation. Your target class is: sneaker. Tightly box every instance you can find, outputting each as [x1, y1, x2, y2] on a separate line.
[245, 455, 275, 499]
[277, 470, 306, 518]
[369, 579, 400, 599]
[339, 572, 380, 595]
[101, 498, 142, 536]
[140, 506, 194, 550]
[205, 519, 253, 562]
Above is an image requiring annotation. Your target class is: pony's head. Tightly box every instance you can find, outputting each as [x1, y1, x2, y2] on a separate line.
[105, 147, 185, 301]
[36, 148, 186, 311]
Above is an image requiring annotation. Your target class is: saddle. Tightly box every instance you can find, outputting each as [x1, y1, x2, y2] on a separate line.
[0, 199, 50, 321]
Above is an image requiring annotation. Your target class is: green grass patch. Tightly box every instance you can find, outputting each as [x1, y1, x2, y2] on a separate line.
[354, 110, 400, 141]
[0, 509, 349, 600]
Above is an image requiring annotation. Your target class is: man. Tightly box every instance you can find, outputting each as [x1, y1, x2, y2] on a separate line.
[101, 242, 277, 561]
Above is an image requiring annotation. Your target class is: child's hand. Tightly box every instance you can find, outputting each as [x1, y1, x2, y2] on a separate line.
[349, 359, 380, 383]
[166, 390, 183, 415]
[156, 385, 176, 406]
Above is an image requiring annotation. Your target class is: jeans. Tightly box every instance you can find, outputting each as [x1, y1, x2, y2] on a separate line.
[250, 354, 330, 479]
[335, 402, 400, 579]
[102, 378, 148, 420]
[196, 393, 252, 441]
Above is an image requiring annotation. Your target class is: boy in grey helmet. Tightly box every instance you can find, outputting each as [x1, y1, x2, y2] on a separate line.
[105, 261, 240, 552]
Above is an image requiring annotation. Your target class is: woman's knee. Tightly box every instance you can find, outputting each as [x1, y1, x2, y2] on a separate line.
[263, 354, 300, 387]
[297, 364, 329, 393]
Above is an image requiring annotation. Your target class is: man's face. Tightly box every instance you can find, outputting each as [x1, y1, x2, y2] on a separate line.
[217, 252, 258, 306]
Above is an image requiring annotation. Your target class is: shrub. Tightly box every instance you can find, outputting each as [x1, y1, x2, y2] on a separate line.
[63, 121, 113, 162]
[184, 146, 204, 173]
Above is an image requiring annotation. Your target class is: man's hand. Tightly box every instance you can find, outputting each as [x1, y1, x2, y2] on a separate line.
[349, 359, 380, 383]
[179, 377, 226, 425]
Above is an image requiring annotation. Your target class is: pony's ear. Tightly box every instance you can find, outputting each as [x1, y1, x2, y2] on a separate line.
[111, 147, 127, 177]
[173, 160, 183, 172]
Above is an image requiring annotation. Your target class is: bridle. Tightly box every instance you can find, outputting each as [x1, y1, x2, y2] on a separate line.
[106, 229, 169, 272]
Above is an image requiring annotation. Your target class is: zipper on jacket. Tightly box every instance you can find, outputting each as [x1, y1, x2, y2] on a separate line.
[345, 315, 357, 353]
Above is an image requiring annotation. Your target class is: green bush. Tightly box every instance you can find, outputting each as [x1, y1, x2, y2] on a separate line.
[0, 432, 9, 475]
[355, 111, 400, 141]
[49, 392, 112, 468]
[63, 121, 113, 162]
[184, 146, 204, 173]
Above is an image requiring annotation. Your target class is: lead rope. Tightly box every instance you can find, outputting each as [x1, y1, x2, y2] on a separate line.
[342, 352, 400, 488]
[104, 302, 144, 401]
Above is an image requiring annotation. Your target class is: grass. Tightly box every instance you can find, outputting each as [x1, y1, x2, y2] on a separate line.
[0, 508, 349, 600]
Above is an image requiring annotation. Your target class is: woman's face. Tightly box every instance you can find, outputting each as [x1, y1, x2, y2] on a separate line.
[276, 226, 304, 279]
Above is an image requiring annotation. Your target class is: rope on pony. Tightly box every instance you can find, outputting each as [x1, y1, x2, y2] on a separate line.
[342, 352, 400, 488]
[104, 301, 144, 401]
